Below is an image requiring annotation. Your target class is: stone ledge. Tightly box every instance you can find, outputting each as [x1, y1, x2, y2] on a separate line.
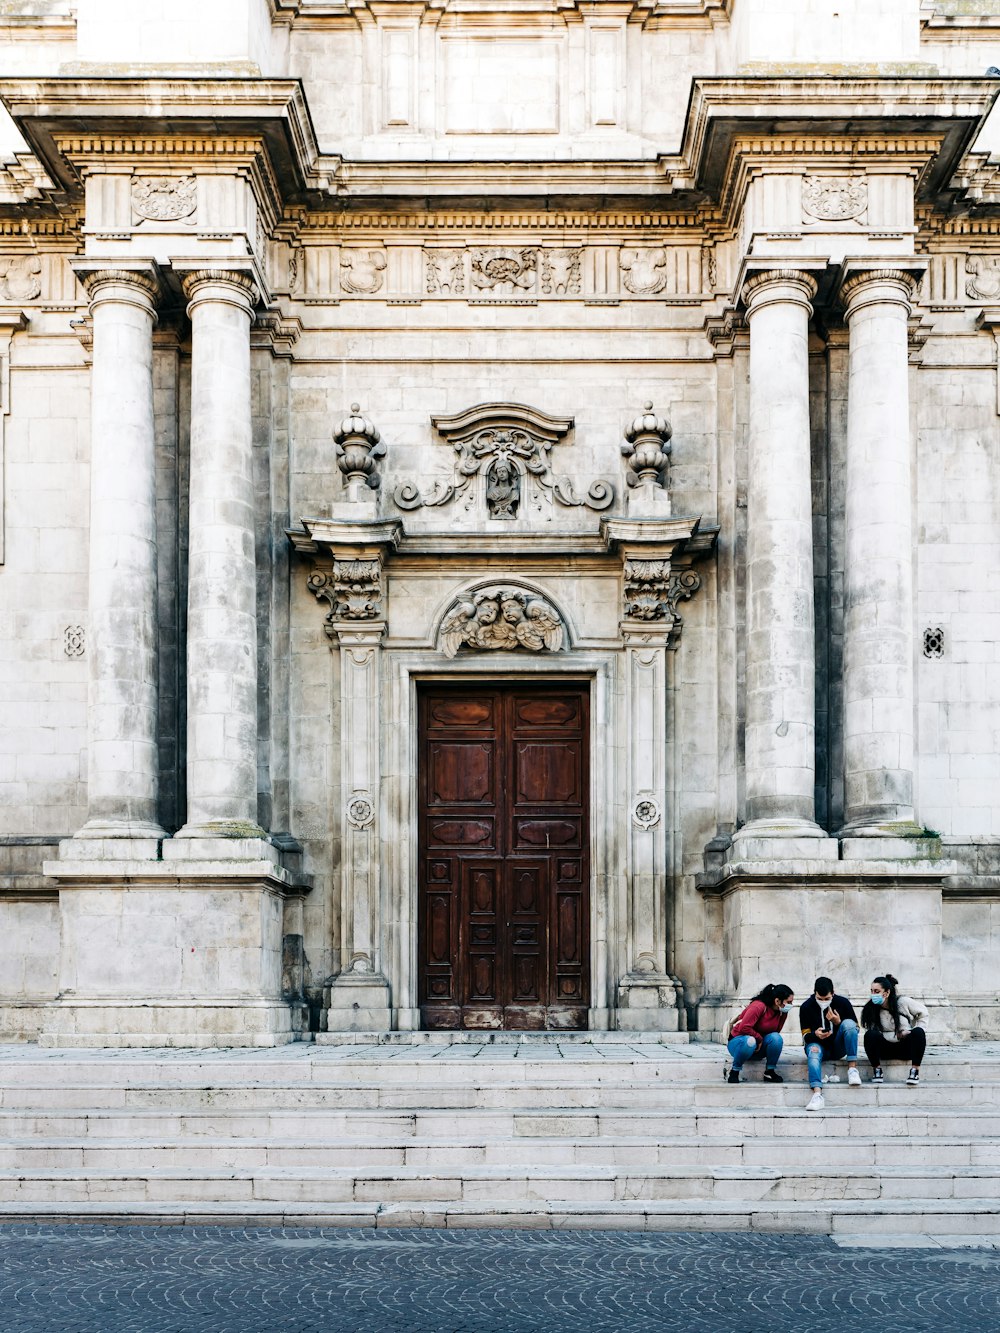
[697, 857, 957, 893]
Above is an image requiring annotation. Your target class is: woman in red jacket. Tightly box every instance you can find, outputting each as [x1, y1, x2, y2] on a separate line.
[727, 983, 795, 1084]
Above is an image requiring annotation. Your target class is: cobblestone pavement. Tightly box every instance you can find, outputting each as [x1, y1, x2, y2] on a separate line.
[2, 1225, 1000, 1333]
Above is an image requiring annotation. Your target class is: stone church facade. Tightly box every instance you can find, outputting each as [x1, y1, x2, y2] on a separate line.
[0, 0, 999, 1045]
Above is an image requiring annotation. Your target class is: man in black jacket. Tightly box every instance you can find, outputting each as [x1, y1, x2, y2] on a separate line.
[800, 976, 860, 1111]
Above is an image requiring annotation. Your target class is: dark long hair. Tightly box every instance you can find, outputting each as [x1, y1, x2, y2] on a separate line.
[861, 973, 901, 1036]
[751, 983, 794, 1009]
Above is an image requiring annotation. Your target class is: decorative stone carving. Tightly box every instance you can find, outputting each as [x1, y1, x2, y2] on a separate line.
[334, 404, 385, 492]
[307, 559, 383, 632]
[341, 250, 386, 295]
[393, 402, 614, 514]
[0, 255, 42, 301]
[966, 255, 1000, 302]
[540, 249, 582, 296]
[471, 248, 536, 295]
[63, 625, 85, 658]
[620, 248, 668, 295]
[425, 249, 465, 295]
[632, 796, 661, 829]
[131, 176, 197, 222]
[621, 402, 671, 494]
[485, 458, 520, 519]
[802, 175, 867, 222]
[623, 562, 700, 636]
[439, 587, 564, 658]
[346, 794, 375, 828]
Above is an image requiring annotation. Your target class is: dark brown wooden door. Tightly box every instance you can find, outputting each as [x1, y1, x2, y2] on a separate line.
[418, 684, 590, 1030]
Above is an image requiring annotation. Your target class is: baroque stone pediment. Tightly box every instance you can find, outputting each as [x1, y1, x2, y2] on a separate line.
[393, 402, 614, 516]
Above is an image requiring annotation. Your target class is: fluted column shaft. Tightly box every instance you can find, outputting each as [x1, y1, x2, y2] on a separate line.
[739, 269, 822, 836]
[75, 265, 164, 838]
[175, 269, 263, 838]
[841, 268, 918, 832]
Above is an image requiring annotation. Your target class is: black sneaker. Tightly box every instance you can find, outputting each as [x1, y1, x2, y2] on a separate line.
[762, 1069, 783, 1084]
[727, 1069, 741, 1084]
[872, 1067, 883, 1084]
[906, 1067, 920, 1086]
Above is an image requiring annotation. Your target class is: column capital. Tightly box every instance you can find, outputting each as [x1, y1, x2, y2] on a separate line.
[174, 262, 262, 317]
[740, 267, 818, 319]
[69, 259, 162, 313]
[836, 257, 927, 318]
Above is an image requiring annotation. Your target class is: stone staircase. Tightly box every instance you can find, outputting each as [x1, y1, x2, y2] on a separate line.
[1, 1034, 999, 1234]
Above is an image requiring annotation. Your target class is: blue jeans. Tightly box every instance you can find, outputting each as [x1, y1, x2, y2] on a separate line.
[727, 1031, 783, 1073]
[805, 1019, 859, 1088]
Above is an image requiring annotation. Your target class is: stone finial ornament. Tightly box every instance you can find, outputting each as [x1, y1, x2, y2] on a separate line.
[335, 404, 386, 492]
[622, 402, 671, 502]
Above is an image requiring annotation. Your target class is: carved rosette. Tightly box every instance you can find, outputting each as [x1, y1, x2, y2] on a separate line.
[623, 562, 700, 645]
[307, 559, 383, 635]
[438, 586, 565, 658]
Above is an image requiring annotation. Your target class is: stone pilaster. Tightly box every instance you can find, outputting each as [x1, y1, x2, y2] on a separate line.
[734, 267, 826, 847]
[68, 261, 165, 842]
[839, 263, 923, 837]
[173, 266, 264, 842]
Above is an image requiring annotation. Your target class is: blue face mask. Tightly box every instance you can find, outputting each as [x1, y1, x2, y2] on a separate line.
[870, 994, 884, 1005]
[781, 1004, 793, 1013]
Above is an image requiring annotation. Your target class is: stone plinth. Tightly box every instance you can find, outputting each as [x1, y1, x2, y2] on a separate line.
[40, 854, 304, 1047]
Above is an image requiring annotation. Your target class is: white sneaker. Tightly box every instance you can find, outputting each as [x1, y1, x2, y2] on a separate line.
[806, 1091, 825, 1111]
[848, 1067, 862, 1087]
[823, 1074, 840, 1084]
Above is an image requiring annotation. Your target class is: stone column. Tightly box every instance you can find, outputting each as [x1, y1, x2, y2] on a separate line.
[736, 268, 824, 843]
[71, 263, 165, 840]
[840, 266, 920, 834]
[174, 267, 263, 840]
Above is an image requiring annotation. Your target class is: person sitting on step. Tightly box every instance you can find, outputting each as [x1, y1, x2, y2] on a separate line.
[860, 973, 929, 1087]
[800, 975, 861, 1112]
[726, 983, 794, 1084]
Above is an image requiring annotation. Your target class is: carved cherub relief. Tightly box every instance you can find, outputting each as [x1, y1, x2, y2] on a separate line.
[439, 588, 564, 657]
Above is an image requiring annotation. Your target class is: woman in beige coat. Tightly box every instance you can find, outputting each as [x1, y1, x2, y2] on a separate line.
[860, 973, 929, 1086]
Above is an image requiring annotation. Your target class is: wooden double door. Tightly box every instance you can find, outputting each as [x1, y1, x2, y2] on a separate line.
[418, 683, 590, 1030]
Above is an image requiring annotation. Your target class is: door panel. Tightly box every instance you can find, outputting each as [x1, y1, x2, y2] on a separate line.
[418, 683, 590, 1030]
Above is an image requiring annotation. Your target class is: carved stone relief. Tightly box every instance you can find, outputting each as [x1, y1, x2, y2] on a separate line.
[0, 255, 42, 302]
[425, 249, 465, 295]
[307, 559, 383, 634]
[341, 250, 386, 295]
[439, 587, 564, 657]
[623, 562, 700, 639]
[393, 403, 614, 514]
[131, 176, 197, 222]
[966, 255, 1000, 302]
[801, 175, 867, 222]
[540, 248, 582, 296]
[471, 248, 536, 295]
[620, 248, 668, 295]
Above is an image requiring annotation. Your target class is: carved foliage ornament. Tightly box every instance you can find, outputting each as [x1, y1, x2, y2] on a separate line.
[307, 559, 383, 635]
[624, 561, 700, 630]
[0, 255, 41, 302]
[439, 587, 564, 658]
[393, 403, 614, 514]
[966, 255, 1000, 302]
[131, 176, 197, 222]
[802, 175, 868, 223]
[471, 248, 536, 295]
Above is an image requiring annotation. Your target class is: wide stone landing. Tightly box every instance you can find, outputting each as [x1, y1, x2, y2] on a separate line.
[1, 1037, 999, 1233]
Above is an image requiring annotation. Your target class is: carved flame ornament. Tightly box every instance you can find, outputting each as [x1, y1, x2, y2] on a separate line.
[393, 403, 614, 514]
[439, 586, 565, 658]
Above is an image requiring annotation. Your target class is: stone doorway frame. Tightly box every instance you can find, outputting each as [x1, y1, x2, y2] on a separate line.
[385, 653, 620, 1031]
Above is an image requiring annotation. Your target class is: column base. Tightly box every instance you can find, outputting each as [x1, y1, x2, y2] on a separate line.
[615, 974, 685, 1031]
[71, 818, 166, 841]
[731, 819, 838, 862]
[325, 971, 393, 1031]
[174, 820, 268, 841]
[161, 835, 280, 866]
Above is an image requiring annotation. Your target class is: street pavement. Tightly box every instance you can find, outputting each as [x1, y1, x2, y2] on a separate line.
[2, 1223, 1000, 1332]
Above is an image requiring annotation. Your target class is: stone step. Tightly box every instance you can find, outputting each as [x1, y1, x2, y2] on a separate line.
[3, 1133, 999, 1171]
[0, 1196, 998, 1234]
[1, 1078, 996, 1111]
[3, 1104, 999, 1140]
[1, 1162, 999, 1206]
